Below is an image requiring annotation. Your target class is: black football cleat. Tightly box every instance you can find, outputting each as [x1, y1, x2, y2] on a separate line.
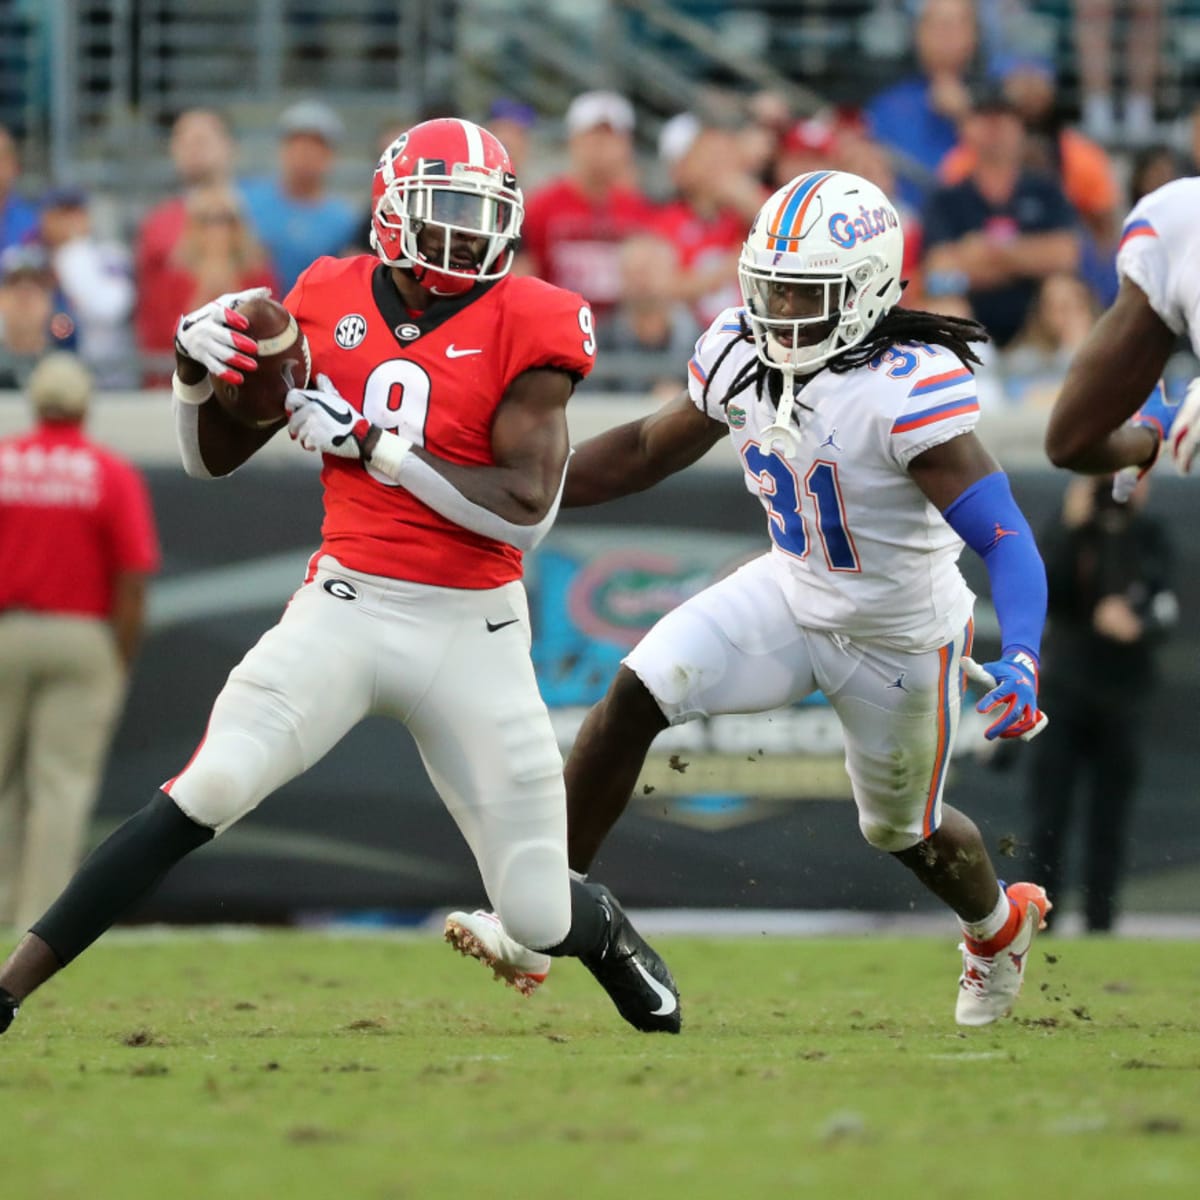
[581, 884, 681, 1034]
[0, 987, 18, 1035]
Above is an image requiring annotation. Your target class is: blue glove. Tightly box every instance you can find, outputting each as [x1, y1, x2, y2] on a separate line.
[972, 650, 1042, 741]
[1114, 381, 1178, 502]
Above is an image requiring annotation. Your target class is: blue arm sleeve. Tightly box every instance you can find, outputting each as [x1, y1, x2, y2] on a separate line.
[943, 471, 1047, 660]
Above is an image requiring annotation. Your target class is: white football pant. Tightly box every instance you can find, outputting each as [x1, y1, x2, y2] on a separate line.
[165, 555, 570, 950]
[623, 554, 972, 851]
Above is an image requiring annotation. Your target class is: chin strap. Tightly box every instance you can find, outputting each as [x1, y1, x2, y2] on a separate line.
[761, 365, 801, 459]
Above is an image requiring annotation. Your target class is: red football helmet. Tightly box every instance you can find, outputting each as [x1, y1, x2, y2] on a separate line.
[370, 118, 524, 296]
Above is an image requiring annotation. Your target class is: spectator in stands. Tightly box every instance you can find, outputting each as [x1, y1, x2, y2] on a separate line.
[0, 125, 37, 255]
[1027, 473, 1175, 932]
[486, 97, 537, 182]
[0, 353, 160, 932]
[596, 233, 698, 398]
[1001, 272, 1099, 406]
[135, 185, 277, 384]
[770, 113, 837, 190]
[654, 113, 762, 327]
[518, 90, 657, 319]
[241, 100, 358, 293]
[865, 0, 982, 206]
[0, 245, 74, 390]
[1074, 0, 1163, 146]
[1128, 143, 1188, 207]
[36, 188, 135, 389]
[939, 58, 1119, 254]
[741, 90, 792, 187]
[921, 83, 1079, 348]
[135, 109, 238, 367]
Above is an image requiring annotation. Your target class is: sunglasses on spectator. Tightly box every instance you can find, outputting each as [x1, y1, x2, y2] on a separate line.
[194, 210, 240, 225]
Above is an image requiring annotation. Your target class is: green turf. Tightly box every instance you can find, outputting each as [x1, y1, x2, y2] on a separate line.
[1, 933, 1198, 1199]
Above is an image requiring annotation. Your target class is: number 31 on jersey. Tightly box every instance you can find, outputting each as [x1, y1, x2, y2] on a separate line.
[741, 443, 861, 571]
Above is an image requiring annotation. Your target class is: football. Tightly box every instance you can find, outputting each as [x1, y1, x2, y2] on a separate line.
[210, 296, 311, 429]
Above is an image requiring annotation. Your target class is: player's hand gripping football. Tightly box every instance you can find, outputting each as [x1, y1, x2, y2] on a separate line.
[173, 286, 272, 387]
[961, 651, 1048, 742]
[1112, 380, 1181, 502]
[285, 373, 371, 458]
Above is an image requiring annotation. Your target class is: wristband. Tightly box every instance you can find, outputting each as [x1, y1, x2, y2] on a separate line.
[172, 371, 214, 407]
[364, 428, 413, 480]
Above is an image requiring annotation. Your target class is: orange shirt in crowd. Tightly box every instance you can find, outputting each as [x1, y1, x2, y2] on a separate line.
[938, 129, 1118, 219]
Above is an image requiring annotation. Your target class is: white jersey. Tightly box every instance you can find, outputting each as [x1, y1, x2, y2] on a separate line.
[1116, 176, 1200, 357]
[687, 308, 978, 652]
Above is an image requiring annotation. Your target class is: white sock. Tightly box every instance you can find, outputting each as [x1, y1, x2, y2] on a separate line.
[569, 868, 588, 883]
[960, 886, 1011, 943]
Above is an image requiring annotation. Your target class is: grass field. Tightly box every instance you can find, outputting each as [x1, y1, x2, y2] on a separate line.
[1, 931, 1198, 1199]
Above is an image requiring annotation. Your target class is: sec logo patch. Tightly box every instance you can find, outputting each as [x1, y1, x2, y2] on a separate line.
[334, 314, 367, 349]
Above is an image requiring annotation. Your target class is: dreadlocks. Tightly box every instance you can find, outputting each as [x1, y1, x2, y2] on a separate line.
[700, 307, 989, 415]
[827, 307, 988, 374]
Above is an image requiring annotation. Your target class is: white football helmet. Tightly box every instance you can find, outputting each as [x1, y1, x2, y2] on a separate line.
[738, 170, 905, 374]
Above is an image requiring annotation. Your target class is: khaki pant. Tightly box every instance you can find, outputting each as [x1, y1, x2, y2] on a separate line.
[0, 614, 126, 930]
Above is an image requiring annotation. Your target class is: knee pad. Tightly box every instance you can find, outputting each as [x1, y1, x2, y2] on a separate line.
[860, 816, 924, 854]
[167, 732, 273, 833]
[491, 840, 571, 951]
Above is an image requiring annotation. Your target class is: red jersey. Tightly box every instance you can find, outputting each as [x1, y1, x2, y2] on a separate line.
[285, 256, 595, 589]
[654, 200, 748, 326]
[0, 422, 160, 618]
[520, 177, 658, 312]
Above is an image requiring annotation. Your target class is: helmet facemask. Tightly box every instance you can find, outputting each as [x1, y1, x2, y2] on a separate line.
[738, 254, 889, 374]
[373, 162, 523, 296]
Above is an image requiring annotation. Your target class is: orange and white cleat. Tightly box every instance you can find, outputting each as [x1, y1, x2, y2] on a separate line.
[955, 882, 1051, 1027]
[444, 910, 551, 997]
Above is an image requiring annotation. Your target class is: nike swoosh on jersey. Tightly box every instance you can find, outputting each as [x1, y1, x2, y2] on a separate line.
[485, 618, 519, 632]
[632, 960, 678, 1016]
[445, 345, 483, 358]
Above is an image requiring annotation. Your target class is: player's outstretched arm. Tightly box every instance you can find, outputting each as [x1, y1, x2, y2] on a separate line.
[1044, 279, 1176, 474]
[910, 432, 1048, 740]
[286, 367, 573, 550]
[562, 390, 727, 508]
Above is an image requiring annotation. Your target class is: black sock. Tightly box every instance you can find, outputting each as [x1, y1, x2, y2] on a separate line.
[542, 879, 610, 959]
[32, 790, 215, 966]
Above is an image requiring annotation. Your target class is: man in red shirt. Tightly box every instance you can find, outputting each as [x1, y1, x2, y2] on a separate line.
[654, 113, 765, 327]
[0, 119, 680, 1039]
[0, 353, 159, 931]
[518, 91, 658, 320]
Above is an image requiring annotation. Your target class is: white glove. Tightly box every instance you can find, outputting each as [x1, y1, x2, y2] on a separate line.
[174, 286, 271, 384]
[285, 374, 370, 457]
[1111, 465, 1141, 504]
[1168, 378, 1200, 474]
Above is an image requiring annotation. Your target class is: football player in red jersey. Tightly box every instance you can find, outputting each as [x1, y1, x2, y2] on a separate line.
[0, 119, 680, 1038]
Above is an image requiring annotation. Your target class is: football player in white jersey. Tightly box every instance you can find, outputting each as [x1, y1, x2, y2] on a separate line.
[447, 170, 1052, 1026]
[1046, 176, 1200, 484]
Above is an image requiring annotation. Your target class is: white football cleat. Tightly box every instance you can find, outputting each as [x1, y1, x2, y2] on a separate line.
[444, 910, 551, 997]
[955, 882, 1051, 1027]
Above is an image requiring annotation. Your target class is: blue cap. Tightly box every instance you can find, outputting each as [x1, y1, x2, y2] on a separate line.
[488, 98, 537, 128]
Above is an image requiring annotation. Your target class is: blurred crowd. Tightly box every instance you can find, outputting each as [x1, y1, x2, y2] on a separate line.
[1, 0, 1198, 402]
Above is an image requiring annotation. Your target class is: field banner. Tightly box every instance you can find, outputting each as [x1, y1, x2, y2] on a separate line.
[92, 467, 1200, 922]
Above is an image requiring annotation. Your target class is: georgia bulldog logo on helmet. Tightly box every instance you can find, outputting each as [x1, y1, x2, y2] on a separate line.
[370, 118, 524, 297]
